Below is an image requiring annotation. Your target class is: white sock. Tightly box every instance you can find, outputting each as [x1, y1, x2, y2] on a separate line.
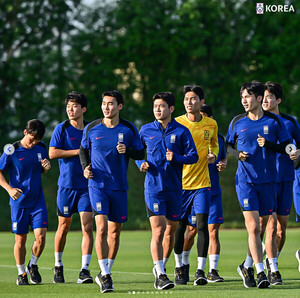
[29, 254, 39, 266]
[81, 254, 92, 270]
[244, 254, 253, 268]
[277, 251, 281, 259]
[174, 253, 183, 268]
[163, 257, 168, 269]
[268, 258, 278, 272]
[255, 263, 264, 274]
[17, 264, 25, 275]
[55, 252, 63, 267]
[197, 257, 206, 271]
[182, 250, 191, 265]
[209, 254, 220, 271]
[154, 260, 165, 276]
[98, 259, 109, 276]
[107, 259, 115, 273]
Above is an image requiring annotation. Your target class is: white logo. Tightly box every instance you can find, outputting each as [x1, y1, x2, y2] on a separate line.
[153, 203, 159, 212]
[191, 216, 196, 225]
[244, 198, 249, 208]
[256, 3, 295, 14]
[170, 134, 176, 144]
[96, 202, 102, 211]
[4, 144, 15, 155]
[63, 206, 69, 214]
[256, 3, 264, 14]
[37, 153, 42, 162]
[285, 144, 296, 155]
[263, 125, 269, 135]
[118, 133, 124, 143]
[13, 222, 17, 231]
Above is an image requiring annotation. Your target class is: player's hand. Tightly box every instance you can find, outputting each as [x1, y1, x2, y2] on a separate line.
[239, 151, 249, 161]
[207, 151, 216, 164]
[41, 158, 51, 171]
[217, 161, 227, 172]
[116, 142, 126, 154]
[140, 162, 150, 172]
[8, 187, 23, 200]
[290, 149, 300, 160]
[84, 163, 93, 179]
[257, 134, 266, 147]
[166, 148, 174, 161]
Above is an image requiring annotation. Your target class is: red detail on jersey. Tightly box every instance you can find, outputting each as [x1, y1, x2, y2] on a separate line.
[96, 136, 103, 140]
[121, 216, 126, 219]
[70, 137, 76, 140]
[19, 158, 25, 161]
[241, 128, 248, 132]
[173, 214, 180, 218]
[149, 136, 156, 139]
[286, 209, 290, 212]
[219, 217, 223, 220]
[43, 222, 47, 225]
[269, 209, 273, 212]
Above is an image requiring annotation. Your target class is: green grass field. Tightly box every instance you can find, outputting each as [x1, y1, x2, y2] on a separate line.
[1, 229, 300, 297]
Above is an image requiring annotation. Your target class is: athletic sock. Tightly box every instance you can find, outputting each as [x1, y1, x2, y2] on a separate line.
[29, 254, 39, 266]
[244, 254, 253, 268]
[55, 252, 63, 267]
[107, 259, 115, 273]
[255, 263, 264, 274]
[209, 254, 220, 271]
[182, 250, 191, 265]
[154, 260, 165, 276]
[197, 257, 206, 271]
[277, 251, 281, 259]
[81, 254, 92, 270]
[268, 257, 278, 272]
[17, 264, 25, 275]
[98, 259, 109, 276]
[174, 253, 183, 268]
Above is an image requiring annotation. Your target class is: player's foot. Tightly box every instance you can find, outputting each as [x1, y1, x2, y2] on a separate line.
[53, 266, 65, 283]
[270, 271, 283, 285]
[77, 269, 93, 284]
[257, 271, 270, 288]
[183, 264, 190, 282]
[194, 269, 208, 285]
[154, 274, 174, 290]
[174, 266, 187, 285]
[16, 273, 29, 285]
[207, 269, 224, 282]
[95, 273, 114, 293]
[264, 258, 271, 282]
[296, 250, 300, 272]
[26, 263, 42, 284]
[237, 262, 256, 288]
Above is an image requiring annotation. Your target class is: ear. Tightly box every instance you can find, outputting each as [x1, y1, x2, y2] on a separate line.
[277, 98, 282, 105]
[257, 95, 263, 103]
[23, 129, 27, 136]
[82, 107, 87, 114]
[170, 105, 175, 114]
[118, 103, 123, 111]
[201, 98, 205, 105]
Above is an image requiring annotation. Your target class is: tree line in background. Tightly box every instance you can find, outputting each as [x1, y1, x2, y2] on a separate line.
[0, 0, 299, 230]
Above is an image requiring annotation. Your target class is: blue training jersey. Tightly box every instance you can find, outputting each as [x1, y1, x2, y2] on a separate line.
[136, 119, 198, 193]
[81, 118, 143, 190]
[276, 114, 300, 182]
[226, 111, 291, 184]
[209, 134, 226, 196]
[0, 141, 48, 208]
[50, 120, 88, 189]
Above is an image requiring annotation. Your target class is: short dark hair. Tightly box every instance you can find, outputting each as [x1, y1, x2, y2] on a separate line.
[183, 85, 204, 100]
[152, 92, 175, 108]
[264, 81, 283, 100]
[240, 81, 264, 98]
[200, 104, 213, 117]
[65, 91, 87, 108]
[25, 119, 45, 140]
[102, 90, 123, 105]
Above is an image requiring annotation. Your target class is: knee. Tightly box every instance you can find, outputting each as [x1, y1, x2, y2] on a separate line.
[209, 230, 218, 241]
[277, 228, 286, 239]
[82, 222, 93, 236]
[35, 234, 46, 247]
[247, 221, 260, 235]
[96, 226, 108, 239]
[152, 226, 165, 242]
[58, 223, 70, 236]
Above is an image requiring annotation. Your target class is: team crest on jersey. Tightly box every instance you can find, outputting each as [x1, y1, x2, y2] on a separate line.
[37, 153, 42, 162]
[13, 222, 17, 231]
[263, 125, 269, 134]
[170, 134, 176, 143]
[204, 130, 210, 140]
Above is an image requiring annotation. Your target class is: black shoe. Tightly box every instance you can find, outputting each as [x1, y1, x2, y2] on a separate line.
[154, 274, 174, 290]
[194, 269, 208, 285]
[257, 271, 270, 288]
[270, 271, 283, 285]
[77, 269, 93, 284]
[183, 264, 190, 282]
[95, 273, 114, 293]
[26, 263, 42, 284]
[16, 273, 29, 285]
[174, 266, 187, 285]
[264, 258, 271, 282]
[207, 269, 224, 282]
[237, 262, 256, 288]
[53, 266, 65, 283]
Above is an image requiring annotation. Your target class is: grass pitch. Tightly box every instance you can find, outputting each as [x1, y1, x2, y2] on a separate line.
[0, 228, 300, 297]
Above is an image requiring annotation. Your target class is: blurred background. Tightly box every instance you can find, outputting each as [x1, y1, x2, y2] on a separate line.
[0, 0, 299, 230]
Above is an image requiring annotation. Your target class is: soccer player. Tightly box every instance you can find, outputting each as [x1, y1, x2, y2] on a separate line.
[49, 91, 94, 284]
[171, 86, 219, 286]
[261, 82, 300, 282]
[0, 119, 51, 285]
[136, 91, 198, 290]
[79, 90, 144, 293]
[226, 81, 291, 289]
[179, 104, 227, 283]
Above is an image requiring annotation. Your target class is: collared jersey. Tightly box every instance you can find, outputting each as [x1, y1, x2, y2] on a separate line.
[209, 134, 226, 196]
[226, 111, 291, 184]
[136, 119, 198, 193]
[50, 120, 88, 189]
[276, 113, 300, 182]
[81, 118, 143, 190]
[0, 141, 47, 208]
[175, 114, 219, 189]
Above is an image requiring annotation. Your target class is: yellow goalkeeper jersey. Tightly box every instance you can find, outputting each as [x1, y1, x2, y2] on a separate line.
[175, 114, 219, 189]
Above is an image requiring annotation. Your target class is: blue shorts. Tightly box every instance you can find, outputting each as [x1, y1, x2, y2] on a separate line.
[293, 169, 300, 222]
[145, 191, 182, 221]
[236, 180, 276, 216]
[57, 186, 92, 217]
[275, 181, 293, 216]
[89, 187, 127, 223]
[181, 188, 211, 221]
[11, 199, 48, 234]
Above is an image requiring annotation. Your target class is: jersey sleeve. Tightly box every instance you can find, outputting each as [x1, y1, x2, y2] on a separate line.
[81, 125, 90, 150]
[277, 116, 292, 144]
[49, 124, 63, 149]
[226, 118, 237, 146]
[210, 122, 219, 158]
[291, 117, 300, 147]
[135, 126, 146, 169]
[130, 125, 144, 151]
[219, 136, 226, 160]
[0, 153, 11, 171]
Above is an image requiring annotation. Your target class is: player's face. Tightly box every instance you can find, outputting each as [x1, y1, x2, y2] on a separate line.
[153, 99, 173, 121]
[184, 92, 204, 114]
[101, 96, 122, 119]
[23, 131, 40, 148]
[241, 89, 261, 113]
[66, 101, 86, 120]
[262, 90, 280, 112]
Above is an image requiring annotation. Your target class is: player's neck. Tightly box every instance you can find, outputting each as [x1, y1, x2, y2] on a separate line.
[102, 116, 119, 128]
[70, 118, 84, 130]
[268, 107, 280, 115]
[186, 112, 202, 122]
[247, 107, 264, 120]
[158, 117, 171, 129]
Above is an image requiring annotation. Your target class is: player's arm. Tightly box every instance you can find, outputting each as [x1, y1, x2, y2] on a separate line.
[49, 147, 79, 159]
[0, 170, 23, 200]
[208, 124, 219, 164]
[257, 134, 290, 154]
[41, 158, 51, 174]
[125, 147, 145, 160]
[225, 141, 249, 161]
[217, 157, 227, 172]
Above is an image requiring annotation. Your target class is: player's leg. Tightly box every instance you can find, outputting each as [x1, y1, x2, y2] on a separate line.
[15, 233, 29, 285]
[162, 218, 178, 266]
[293, 170, 300, 271]
[276, 215, 288, 253]
[107, 221, 123, 272]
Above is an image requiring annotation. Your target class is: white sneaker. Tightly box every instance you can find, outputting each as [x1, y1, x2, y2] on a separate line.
[296, 250, 300, 272]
